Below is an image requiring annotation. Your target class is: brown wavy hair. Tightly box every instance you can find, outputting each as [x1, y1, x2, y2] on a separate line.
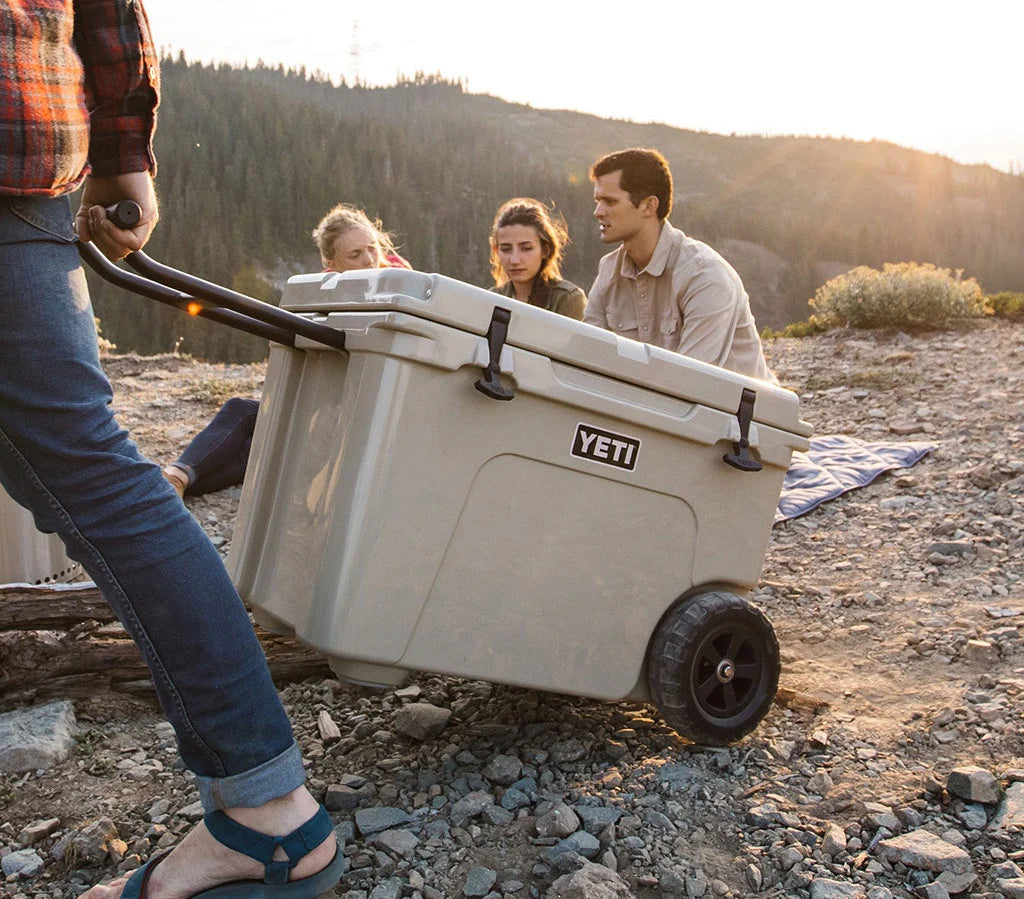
[489, 198, 569, 288]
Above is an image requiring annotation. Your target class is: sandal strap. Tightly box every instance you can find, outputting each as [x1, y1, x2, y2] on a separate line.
[205, 805, 334, 885]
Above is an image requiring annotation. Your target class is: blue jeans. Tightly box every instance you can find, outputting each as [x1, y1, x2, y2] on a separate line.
[176, 397, 259, 496]
[0, 195, 304, 810]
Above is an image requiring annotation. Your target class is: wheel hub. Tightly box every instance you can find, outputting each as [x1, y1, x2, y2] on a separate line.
[716, 659, 735, 683]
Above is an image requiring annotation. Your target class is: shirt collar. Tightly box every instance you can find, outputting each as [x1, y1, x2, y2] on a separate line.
[619, 221, 677, 279]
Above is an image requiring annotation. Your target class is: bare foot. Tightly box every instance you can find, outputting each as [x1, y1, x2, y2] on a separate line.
[81, 787, 337, 898]
[161, 464, 189, 499]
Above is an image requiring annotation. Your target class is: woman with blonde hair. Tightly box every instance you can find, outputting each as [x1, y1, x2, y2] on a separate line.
[313, 203, 410, 272]
[489, 198, 585, 319]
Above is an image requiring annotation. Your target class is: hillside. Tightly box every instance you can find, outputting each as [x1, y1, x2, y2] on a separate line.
[1, 319, 1022, 897]
[82, 59, 1024, 363]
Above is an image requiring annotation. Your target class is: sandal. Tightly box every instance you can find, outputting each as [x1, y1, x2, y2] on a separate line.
[120, 805, 347, 897]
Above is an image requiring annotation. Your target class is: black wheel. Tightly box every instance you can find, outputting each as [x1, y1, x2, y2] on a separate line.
[647, 591, 780, 745]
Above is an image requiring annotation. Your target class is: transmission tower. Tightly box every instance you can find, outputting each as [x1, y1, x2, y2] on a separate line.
[349, 19, 362, 85]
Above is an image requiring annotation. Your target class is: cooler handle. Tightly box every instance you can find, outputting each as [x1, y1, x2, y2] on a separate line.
[723, 388, 763, 472]
[474, 306, 515, 401]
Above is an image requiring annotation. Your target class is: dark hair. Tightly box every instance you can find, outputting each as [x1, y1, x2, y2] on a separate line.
[589, 148, 673, 220]
[489, 198, 569, 288]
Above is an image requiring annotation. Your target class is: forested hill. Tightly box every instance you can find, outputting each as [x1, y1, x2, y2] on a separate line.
[85, 56, 1024, 362]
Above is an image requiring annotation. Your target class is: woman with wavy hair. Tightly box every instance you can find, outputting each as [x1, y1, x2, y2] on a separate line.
[489, 198, 586, 319]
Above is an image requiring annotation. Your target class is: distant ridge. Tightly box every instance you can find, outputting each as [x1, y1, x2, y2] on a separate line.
[84, 57, 1024, 361]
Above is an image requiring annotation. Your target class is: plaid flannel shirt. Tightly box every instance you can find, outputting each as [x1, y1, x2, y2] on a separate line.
[0, 0, 159, 197]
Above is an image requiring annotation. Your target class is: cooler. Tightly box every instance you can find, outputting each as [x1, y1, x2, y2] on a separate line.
[228, 268, 813, 744]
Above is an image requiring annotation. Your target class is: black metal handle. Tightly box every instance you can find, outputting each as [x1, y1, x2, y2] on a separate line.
[124, 251, 346, 352]
[77, 242, 297, 346]
[77, 201, 348, 352]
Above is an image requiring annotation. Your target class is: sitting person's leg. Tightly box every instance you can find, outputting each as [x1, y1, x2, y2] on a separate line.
[164, 397, 260, 497]
[0, 199, 339, 897]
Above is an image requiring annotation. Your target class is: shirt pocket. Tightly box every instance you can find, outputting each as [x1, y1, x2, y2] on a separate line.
[658, 313, 681, 339]
[607, 311, 640, 340]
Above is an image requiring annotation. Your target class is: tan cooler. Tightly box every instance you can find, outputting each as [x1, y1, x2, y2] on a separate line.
[229, 269, 812, 744]
[0, 485, 81, 584]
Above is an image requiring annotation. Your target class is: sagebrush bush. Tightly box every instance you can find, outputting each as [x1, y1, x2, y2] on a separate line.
[810, 262, 987, 329]
[761, 317, 830, 339]
[987, 291, 1024, 320]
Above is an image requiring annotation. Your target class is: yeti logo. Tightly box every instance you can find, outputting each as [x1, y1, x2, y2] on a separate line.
[571, 423, 641, 471]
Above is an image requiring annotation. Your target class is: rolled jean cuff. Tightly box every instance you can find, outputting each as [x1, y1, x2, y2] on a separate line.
[195, 741, 306, 811]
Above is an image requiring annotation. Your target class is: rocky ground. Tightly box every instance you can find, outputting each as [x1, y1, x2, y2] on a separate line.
[0, 318, 1022, 899]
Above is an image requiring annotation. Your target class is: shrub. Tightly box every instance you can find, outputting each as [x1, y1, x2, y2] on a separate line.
[810, 262, 987, 329]
[761, 317, 830, 339]
[987, 291, 1024, 320]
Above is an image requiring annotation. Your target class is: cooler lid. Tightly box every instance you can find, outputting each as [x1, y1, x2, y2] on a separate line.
[281, 269, 812, 437]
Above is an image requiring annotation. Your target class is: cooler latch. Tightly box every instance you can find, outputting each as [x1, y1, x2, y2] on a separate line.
[723, 388, 762, 472]
[474, 306, 515, 401]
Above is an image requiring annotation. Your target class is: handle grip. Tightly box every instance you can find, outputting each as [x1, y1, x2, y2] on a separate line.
[104, 200, 142, 229]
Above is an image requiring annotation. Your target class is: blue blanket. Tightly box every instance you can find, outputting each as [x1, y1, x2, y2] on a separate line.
[775, 434, 936, 524]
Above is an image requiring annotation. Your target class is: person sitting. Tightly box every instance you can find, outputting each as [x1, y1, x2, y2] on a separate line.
[488, 197, 586, 319]
[162, 204, 410, 498]
[584, 147, 775, 381]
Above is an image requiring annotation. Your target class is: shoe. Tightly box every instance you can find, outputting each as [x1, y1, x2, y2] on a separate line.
[162, 464, 190, 499]
[120, 805, 347, 898]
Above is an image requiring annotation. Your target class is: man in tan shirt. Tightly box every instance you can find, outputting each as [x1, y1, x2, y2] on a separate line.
[584, 147, 775, 382]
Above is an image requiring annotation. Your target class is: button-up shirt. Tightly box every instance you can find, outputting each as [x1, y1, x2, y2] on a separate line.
[585, 221, 775, 382]
[0, 0, 159, 197]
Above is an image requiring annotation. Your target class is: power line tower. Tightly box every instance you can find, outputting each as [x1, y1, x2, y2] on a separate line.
[349, 19, 362, 86]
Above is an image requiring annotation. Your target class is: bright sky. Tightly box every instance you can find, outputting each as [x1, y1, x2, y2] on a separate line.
[144, 0, 1023, 173]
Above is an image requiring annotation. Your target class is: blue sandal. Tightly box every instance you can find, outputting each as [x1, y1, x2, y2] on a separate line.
[121, 805, 347, 897]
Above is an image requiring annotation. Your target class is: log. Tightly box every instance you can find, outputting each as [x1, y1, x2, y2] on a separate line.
[0, 582, 332, 702]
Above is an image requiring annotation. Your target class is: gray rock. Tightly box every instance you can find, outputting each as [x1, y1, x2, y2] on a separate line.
[877, 830, 972, 874]
[915, 884, 950, 899]
[809, 879, 866, 899]
[575, 806, 622, 835]
[956, 802, 987, 830]
[354, 807, 411, 836]
[52, 817, 119, 865]
[822, 823, 847, 857]
[325, 783, 364, 811]
[685, 872, 709, 897]
[990, 782, 1024, 832]
[369, 877, 403, 899]
[545, 860, 634, 897]
[450, 790, 495, 827]
[946, 765, 1001, 804]
[549, 739, 586, 764]
[481, 804, 514, 826]
[463, 865, 498, 897]
[483, 754, 522, 785]
[392, 702, 451, 740]
[368, 828, 419, 858]
[0, 700, 77, 772]
[1, 848, 45, 877]
[994, 879, 1024, 899]
[934, 869, 976, 894]
[500, 788, 531, 811]
[544, 831, 601, 861]
[17, 818, 59, 846]
[536, 803, 581, 839]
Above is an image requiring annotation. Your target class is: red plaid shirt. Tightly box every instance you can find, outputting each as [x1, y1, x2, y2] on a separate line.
[0, 0, 159, 197]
